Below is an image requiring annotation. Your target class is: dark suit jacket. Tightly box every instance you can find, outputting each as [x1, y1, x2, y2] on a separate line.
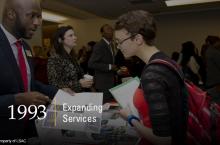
[0, 27, 58, 139]
[88, 39, 114, 90]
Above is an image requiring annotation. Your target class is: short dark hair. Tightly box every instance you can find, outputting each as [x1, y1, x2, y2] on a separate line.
[100, 24, 110, 33]
[53, 25, 73, 56]
[115, 10, 156, 46]
[87, 41, 96, 48]
[181, 41, 195, 56]
[205, 35, 220, 46]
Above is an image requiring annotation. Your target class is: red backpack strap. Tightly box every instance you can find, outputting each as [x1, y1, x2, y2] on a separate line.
[147, 59, 185, 81]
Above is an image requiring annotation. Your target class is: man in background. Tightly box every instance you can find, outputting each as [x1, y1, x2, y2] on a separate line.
[89, 24, 117, 103]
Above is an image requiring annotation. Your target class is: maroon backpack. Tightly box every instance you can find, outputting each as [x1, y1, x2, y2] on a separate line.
[148, 59, 220, 145]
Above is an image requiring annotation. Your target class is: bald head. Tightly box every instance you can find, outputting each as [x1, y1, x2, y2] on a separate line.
[3, 0, 41, 19]
[2, 0, 42, 39]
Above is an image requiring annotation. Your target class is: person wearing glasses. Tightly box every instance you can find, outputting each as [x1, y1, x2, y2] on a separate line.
[114, 10, 188, 145]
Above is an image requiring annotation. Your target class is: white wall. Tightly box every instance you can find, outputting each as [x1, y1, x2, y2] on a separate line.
[61, 9, 220, 56]
[61, 18, 114, 53]
[1, 0, 220, 56]
[0, 0, 6, 21]
[155, 9, 220, 56]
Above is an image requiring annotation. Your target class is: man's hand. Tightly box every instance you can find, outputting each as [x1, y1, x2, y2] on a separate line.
[62, 88, 75, 96]
[111, 64, 118, 71]
[117, 66, 129, 76]
[15, 92, 50, 106]
[79, 78, 94, 88]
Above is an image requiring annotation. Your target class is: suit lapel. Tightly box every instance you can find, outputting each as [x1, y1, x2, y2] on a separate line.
[0, 27, 24, 91]
[22, 41, 34, 72]
[22, 41, 35, 90]
[101, 39, 114, 64]
[102, 39, 112, 54]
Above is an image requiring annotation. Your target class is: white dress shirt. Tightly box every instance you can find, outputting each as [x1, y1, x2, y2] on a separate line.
[102, 37, 114, 70]
[0, 24, 31, 91]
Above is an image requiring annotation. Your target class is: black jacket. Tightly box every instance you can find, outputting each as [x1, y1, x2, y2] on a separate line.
[0, 27, 58, 139]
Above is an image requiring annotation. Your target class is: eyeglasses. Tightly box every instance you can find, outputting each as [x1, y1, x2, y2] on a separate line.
[115, 34, 137, 46]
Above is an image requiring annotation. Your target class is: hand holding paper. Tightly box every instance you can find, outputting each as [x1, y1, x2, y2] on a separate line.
[62, 88, 75, 95]
[109, 77, 140, 117]
[119, 104, 133, 120]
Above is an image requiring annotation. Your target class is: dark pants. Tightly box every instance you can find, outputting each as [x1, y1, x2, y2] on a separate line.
[96, 89, 115, 104]
[208, 87, 220, 103]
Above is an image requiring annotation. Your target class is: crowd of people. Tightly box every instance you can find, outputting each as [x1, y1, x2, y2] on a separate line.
[171, 36, 220, 103]
[1, 0, 220, 145]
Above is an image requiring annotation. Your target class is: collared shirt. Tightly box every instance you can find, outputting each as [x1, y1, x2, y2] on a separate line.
[102, 37, 114, 70]
[102, 37, 114, 56]
[102, 37, 110, 45]
[0, 24, 31, 91]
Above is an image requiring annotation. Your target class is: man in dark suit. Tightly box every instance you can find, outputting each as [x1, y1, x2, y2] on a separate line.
[0, 0, 72, 139]
[88, 24, 117, 103]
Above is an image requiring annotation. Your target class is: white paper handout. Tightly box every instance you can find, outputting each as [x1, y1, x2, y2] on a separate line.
[35, 119, 104, 145]
[41, 90, 103, 133]
[35, 104, 139, 145]
[109, 77, 140, 117]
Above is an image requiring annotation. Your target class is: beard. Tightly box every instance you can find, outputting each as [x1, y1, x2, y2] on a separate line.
[14, 16, 29, 39]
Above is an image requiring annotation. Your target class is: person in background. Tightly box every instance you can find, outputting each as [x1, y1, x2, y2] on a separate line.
[114, 10, 188, 145]
[88, 24, 117, 103]
[201, 35, 220, 85]
[179, 41, 200, 85]
[115, 50, 145, 82]
[78, 41, 96, 75]
[47, 26, 93, 93]
[171, 51, 180, 62]
[127, 56, 145, 78]
[201, 35, 220, 61]
[33, 45, 49, 84]
[78, 45, 87, 63]
[205, 37, 220, 103]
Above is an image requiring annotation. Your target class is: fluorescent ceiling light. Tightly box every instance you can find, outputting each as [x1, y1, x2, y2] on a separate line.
[165, 0, 220, 7]
[42, 10, 68, 22]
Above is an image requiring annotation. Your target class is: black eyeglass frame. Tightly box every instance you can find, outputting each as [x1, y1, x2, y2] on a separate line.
[116, 33, 137, 46]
